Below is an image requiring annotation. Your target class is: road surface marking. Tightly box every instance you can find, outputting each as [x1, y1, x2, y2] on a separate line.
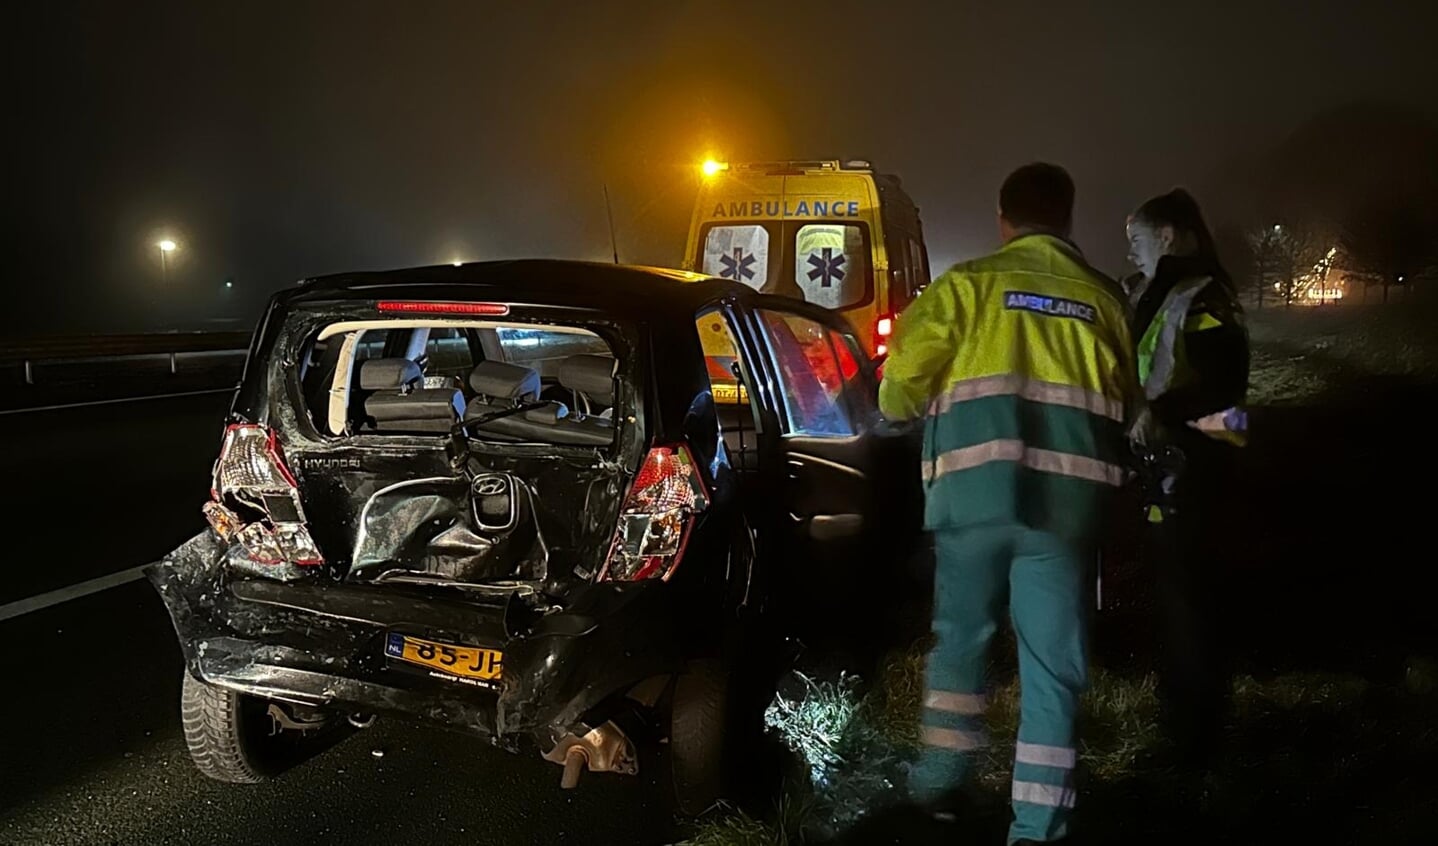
[0, 565, 150, 622]
[0, 388, 232, 416]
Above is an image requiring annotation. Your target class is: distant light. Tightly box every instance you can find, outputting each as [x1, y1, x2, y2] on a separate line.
[1272, 224, 1282, 233]
[1398, 275, 1405, 282]
[158, 239, 177, 252]
[452, 260, 463, 267]
[225, 280, 233, 288]
[701, 159, 728, 177]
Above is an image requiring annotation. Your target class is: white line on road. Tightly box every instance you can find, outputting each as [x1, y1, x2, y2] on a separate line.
[0, 387, 232, 416]
[0, 565, 151, 622]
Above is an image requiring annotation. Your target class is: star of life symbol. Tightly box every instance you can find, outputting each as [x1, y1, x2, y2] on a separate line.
[719, 248, 756, 281]
[806, 248, 846, 288]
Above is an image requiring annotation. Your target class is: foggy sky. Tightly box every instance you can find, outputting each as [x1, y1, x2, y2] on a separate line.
[9, 0, 1438, 334]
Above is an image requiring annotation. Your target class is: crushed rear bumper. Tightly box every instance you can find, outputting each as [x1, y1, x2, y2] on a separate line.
[147, 531, 682, 749]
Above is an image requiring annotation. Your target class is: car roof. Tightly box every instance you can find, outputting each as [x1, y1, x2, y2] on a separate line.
[284, 259, 744, 317]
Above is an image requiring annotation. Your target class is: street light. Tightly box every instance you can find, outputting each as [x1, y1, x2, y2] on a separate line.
[157, 239, 177, 284]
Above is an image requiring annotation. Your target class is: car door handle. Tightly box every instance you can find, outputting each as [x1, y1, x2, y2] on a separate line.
[808, 513, 864, 541]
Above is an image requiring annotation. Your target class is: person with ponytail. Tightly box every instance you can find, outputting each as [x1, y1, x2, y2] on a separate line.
[1124, 188, 1249, 767]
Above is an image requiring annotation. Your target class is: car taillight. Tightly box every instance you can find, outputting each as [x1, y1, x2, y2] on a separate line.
[207, 424, 323, 567]
[875, 314, 894, 357]
[599, 444, 710, 582]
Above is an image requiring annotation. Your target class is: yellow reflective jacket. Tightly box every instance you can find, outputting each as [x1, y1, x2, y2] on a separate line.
[879, 233, 1137, 542]
[1132, 255, 1250, 447]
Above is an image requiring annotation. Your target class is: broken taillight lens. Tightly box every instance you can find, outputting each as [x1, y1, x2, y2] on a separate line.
[210, 424, 323, 567]
[214, 424, 299, 493]
[599, 444, 710, 582]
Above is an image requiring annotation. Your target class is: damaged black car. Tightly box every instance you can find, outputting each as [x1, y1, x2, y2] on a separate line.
[147, 259, 920, 814]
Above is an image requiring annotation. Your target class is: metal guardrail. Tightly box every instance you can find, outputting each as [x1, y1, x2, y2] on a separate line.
[0, 331, 252, 384]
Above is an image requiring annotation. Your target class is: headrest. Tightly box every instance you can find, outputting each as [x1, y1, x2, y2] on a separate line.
[468, 360, 540, 402]
[558, 355, 616, 404]
[359, 358, 422, 391]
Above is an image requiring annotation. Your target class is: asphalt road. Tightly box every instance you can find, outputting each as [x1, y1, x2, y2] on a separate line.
[0, 393, 229, 605]
[0, 395, 685, 846]
[0, 582, 681, 846]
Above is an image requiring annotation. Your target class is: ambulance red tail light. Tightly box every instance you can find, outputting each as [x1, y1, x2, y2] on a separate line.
[875, 314, 894, 357]
[208, 424, 323, 566]
[599, 444, 710, 582]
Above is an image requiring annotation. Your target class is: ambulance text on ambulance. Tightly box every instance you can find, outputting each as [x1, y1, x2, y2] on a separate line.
[710, 200, 862, 218]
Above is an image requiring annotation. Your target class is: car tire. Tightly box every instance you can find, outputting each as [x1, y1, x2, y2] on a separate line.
[182, 671, 342, 783]
[180, 671, 272, 783]
[668, 658, 732, 816]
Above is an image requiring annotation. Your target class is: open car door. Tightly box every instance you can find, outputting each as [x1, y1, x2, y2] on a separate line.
[728, 296, 924, 657]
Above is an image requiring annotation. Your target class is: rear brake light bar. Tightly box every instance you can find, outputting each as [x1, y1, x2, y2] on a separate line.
[377, 301, 510, 316]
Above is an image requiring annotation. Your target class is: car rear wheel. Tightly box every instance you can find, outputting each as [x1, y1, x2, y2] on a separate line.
[668, 658, 738, 816]
[180, 671, 337, 783]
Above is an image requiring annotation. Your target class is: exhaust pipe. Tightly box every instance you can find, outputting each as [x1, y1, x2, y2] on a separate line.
[542, 720, 637, 788]
[560, 747, 587, 789]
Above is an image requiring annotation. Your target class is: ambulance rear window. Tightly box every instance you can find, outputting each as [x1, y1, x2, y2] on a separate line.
[702, 225, 770, 291]
[794, 224, 868, 310]
[697, 221, 873, 311]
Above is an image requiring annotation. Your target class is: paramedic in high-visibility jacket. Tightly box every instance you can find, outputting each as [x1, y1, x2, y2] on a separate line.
[879, 163, 1136, 845]
[1124, 189, 1250, 769]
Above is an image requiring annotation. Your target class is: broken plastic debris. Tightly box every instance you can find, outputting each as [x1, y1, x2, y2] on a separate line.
[202, 500, 243, 541]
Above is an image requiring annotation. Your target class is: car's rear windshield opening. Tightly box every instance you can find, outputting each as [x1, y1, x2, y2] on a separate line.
[297, 318, 619, 447]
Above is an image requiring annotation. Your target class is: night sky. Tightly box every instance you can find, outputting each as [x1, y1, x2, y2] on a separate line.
[10, 0, 1438, 334]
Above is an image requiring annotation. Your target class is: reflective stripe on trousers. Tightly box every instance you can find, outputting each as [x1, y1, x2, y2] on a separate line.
[911, 525, 1089, 846]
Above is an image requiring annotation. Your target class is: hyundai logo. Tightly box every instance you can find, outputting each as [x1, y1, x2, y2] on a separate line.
[472, 476, 510, 497]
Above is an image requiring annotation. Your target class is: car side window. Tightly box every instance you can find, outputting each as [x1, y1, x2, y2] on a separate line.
[696, 307, 761, 470]
[756, 310, 858, 437]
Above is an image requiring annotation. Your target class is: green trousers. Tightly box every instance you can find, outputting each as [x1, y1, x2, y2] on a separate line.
[911, 525, 1092, 844]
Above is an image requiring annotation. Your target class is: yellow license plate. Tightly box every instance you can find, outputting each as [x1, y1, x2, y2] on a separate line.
[384, 633, 502, 681]
[712, 383, 749, 404]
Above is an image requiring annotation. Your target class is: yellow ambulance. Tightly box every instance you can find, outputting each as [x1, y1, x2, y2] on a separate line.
[682, 159, 931, 359]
